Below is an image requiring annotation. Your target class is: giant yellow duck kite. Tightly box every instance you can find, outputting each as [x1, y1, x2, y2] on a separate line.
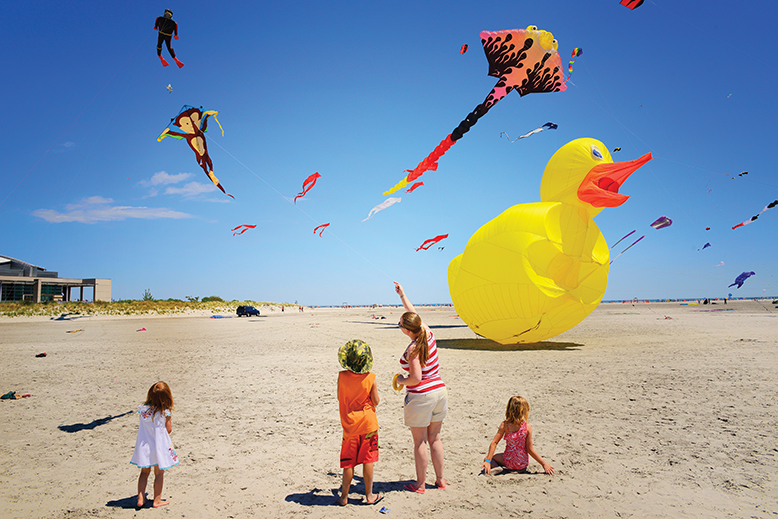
[448, 138, 652, 344]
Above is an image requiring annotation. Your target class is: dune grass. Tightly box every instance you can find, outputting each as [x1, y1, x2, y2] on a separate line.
[0, 300, 294, 318]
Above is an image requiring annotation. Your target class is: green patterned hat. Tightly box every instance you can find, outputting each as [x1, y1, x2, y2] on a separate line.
[338, 339, 373, 374]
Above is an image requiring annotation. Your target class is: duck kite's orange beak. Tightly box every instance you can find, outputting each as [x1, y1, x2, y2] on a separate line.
[577, 153, 652, 207]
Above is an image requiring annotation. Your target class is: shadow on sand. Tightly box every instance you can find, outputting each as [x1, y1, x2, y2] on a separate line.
[436, 338, 582, 351]
[58, 410, 134, 433]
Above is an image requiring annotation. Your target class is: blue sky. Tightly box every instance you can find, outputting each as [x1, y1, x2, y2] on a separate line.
[3, 1, 777, 305]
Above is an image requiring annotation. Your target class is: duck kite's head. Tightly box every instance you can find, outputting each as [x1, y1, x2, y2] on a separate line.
[540, 138, 652, 216]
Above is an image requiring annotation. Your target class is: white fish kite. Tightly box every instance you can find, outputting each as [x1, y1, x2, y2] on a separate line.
[500, 122, 558, 143]
[363, 198, 401, 222]
[166, 84, 172, 93]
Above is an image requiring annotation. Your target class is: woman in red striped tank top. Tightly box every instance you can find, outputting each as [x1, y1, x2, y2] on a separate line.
[393, 282, 448, 493]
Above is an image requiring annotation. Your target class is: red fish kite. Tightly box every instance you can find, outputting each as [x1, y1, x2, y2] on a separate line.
[383, 26, 566, 195]
[294, 172, 321, 203]
[406, 182, 424, 193]
[460, 44, 468, 54]
[157, 105, 232, 198]
[620, 0, 644, 9]
[313, 223, 330, 237]
[416, 234, 448, 251]
[232, 224, 256, 236]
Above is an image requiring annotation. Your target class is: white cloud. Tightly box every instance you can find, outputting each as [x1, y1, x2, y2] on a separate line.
[164, 181, 216, 197]
[140, 171, 192, 187]
[33, 197, 193, 224]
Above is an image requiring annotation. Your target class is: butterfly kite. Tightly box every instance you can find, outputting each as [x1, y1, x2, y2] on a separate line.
[728, 271, 755, 289]
[313, 223, 330, 237]
[501, 122, 557, 142]
[416, 234, 448, 251]
[232, 224, 256, 236]
[382, 26, 566, 195]
[732, 200, 777, 229]
[295, 172, 321, 203]
[158, 105, 232, 198]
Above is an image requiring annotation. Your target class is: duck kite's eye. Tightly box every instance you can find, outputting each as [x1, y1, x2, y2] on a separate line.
[526, 25, 538, 31]
[591, 145, 604, 161]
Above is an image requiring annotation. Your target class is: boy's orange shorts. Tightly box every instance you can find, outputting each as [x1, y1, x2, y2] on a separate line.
[340, 430, 379, 468]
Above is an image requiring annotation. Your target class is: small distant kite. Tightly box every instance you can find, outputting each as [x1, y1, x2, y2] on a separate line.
[650, 216, 672, 229]
[620, 0, 644, 9]
[699, 242, 711, 251]
[706, 227, 711, 230]
[567, 48, 582, 78]
[732, 200, 778, 229]
[158, 105, 232, 198]
[501, 122, 558, 142]
[313, 223, 330, 237]
[363, 197, 401, 222]
[294, 172, 321, 203]
[416, 234, 448, 251]
[406, 182, 424, 193]
[714, 261, 725, 267]
[610, 234, 645, 264]
[460, 44, 468, 54]
[613, 147, 621, 152]
[728, 271, 755, 289]
[382, 26, 566, 195]
[166, 84, 172, 93]
[731, 171, 748, 179]
[232, 224, 256, 236]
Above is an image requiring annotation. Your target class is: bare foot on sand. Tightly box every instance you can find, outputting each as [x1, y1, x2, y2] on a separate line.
[152, 500, 169, 508]
[136, 494, 145, 508]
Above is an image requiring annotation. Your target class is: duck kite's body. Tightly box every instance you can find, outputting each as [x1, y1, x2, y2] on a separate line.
[448, 138, 652, 344]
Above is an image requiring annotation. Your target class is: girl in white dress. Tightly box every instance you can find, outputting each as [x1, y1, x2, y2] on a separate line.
[130, 381, 178, 508]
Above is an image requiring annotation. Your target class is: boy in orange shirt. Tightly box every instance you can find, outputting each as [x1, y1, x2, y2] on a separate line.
[337, 340, 383, 506]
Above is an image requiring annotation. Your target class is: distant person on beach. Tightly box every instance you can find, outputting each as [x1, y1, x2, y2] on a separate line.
[393, 282, 447, 492]
[130, 381, 179, 508]
[336, 340, 383, 506]
[481, 395, 554, 475]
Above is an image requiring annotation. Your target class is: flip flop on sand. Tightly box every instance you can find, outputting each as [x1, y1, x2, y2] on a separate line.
[404, 484, 425, 494]
[435, 479, 447, 489]
[363, 494, 384, 505]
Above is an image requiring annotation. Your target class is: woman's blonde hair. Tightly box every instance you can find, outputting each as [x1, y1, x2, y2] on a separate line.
[505, 395, 529, 425]
[145, 381, 174, 416]
[400, 311, 429, 366]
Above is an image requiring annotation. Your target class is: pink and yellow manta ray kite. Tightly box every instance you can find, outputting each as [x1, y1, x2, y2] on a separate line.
[383, 26, 566, 195]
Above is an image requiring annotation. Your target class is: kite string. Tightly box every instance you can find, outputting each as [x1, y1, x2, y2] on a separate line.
[210, 140, 394, 282]
[0, 31, 152, 209]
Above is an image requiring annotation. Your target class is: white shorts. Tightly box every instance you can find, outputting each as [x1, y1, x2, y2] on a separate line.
[403, 387, 448, 427]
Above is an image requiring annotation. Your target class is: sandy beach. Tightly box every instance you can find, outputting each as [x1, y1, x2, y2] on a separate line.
[1, 301, 776, 518]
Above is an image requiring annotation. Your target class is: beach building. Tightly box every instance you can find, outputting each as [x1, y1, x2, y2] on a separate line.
[0, 255, 111, 302]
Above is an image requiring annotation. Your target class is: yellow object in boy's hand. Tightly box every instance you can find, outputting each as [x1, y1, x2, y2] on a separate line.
[392, 373, 404, 391]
